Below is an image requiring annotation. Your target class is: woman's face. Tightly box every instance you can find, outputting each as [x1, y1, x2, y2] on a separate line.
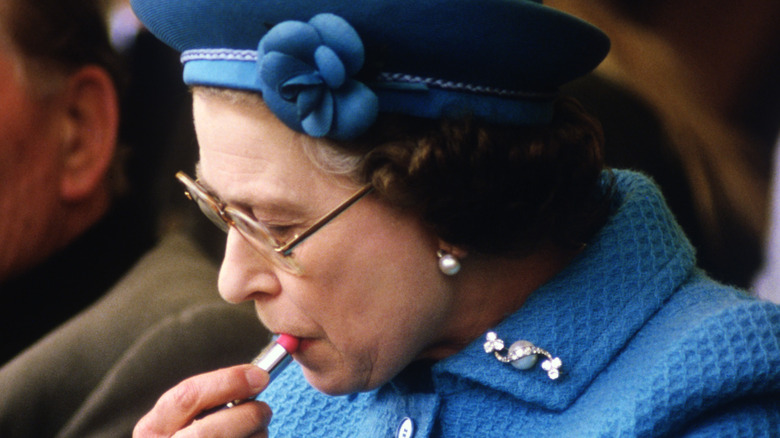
[193, 91, 456, 395]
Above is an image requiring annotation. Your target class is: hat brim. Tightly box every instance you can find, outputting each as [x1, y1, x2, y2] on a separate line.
[132, 0, 608, 91]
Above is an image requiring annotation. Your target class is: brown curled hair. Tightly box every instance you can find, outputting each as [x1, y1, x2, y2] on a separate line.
[340, 97, 612, 256]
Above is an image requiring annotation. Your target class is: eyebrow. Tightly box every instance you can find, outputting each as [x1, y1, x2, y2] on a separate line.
[193, 162, 310, 219]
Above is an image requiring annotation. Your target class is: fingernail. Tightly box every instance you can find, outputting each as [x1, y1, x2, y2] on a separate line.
[245, 367, 266, 391]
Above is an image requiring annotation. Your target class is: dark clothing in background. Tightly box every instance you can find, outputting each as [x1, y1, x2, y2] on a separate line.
[0, 196, 155, 364]
[0, 232, 266, 438]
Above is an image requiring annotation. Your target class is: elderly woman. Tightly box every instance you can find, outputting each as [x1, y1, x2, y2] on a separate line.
[130, 0, 780, 436]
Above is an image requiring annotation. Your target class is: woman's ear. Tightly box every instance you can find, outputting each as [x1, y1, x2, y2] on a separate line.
[437, 240, 468, 260]
[58, 65, 119, 201]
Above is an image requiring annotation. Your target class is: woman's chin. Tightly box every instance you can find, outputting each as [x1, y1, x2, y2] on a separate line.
[295, 338, 394, 395]
[301, 367, 366, 396]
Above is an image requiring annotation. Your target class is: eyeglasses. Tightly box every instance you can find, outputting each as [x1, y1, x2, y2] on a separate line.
[176, 171, 372, 275]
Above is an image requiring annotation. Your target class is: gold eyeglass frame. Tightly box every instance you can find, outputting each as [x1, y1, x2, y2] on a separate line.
[176, 171, 373, 275]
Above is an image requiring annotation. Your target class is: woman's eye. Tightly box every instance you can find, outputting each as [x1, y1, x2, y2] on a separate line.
[266, 224, 297, 239]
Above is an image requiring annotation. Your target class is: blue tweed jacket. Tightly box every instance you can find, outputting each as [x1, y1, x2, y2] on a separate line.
[260, 170, 780, 437]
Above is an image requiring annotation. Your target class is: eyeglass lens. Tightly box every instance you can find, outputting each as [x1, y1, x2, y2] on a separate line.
[176, 172, 303, 274]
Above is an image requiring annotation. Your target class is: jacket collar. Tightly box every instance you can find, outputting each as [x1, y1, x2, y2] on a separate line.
[433, 170, 696, 410]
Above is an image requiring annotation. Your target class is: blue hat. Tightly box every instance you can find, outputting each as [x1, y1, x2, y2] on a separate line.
[130, 0, 609, 140]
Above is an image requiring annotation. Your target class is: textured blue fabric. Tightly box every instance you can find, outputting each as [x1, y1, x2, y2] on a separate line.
[129, 0, 609, 139]
[258, 170, 780, 437]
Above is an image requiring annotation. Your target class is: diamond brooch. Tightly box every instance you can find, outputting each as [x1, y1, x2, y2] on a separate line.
[484, 331, 562, 380]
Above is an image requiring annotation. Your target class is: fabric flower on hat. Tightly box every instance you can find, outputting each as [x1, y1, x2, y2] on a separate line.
[257, 13, 379, 140]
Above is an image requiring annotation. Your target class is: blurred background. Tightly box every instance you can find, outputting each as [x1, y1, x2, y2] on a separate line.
[550, 0, 780, 292]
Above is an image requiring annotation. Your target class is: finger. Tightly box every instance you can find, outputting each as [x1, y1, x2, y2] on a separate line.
[134, 365, 269, 437]
[172, 401, 272, 438]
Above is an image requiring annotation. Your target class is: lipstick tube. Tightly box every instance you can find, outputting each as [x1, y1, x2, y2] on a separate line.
[252, 333, 298, 380]
[198, 334, 299, 416]
[224, 333, 299, 407]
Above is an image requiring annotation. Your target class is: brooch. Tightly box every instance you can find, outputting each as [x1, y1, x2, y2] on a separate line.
[483, 331, 562, 380]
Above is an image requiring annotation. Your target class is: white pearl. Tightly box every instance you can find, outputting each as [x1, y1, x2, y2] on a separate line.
[438, 253, 461, 276]
[509, 340, 538, 370]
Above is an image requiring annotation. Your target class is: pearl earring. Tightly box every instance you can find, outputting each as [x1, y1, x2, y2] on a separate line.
[437, 250, 461, 276]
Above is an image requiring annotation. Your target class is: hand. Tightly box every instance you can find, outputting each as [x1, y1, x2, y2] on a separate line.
[134, 364, 272, 438]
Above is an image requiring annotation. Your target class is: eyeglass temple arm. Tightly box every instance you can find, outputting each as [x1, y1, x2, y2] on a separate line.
[276, 185, 374, 255]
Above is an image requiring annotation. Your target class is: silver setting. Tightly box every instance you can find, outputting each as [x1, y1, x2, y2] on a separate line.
[484, 331, 562, 380]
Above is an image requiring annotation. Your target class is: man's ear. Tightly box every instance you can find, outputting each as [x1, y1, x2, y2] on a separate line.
[58, 65, 119, 201]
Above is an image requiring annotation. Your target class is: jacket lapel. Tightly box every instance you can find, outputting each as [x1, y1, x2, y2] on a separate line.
[434, 171, 696, 410]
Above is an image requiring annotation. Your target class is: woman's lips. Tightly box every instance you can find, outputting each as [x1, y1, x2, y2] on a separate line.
[270, 331, 315, 353]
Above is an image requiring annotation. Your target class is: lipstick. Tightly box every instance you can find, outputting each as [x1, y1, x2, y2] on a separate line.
[197, 334, 299, 417]
[250, 333, 299, 382]
[228, 333, 299, 406]
[226, 333, 299, 406]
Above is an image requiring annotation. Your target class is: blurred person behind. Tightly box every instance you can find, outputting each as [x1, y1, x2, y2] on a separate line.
[0, 0, 266, 436]
[0, 0, 150, 360]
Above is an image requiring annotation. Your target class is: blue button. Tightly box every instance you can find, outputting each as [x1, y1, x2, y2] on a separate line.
[396, 417, 415, 438]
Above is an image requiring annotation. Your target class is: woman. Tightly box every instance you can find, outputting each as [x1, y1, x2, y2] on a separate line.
[130, 0, 780, 436]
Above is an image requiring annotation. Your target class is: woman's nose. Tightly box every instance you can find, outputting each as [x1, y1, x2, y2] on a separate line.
[218, 229, 282, 304]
